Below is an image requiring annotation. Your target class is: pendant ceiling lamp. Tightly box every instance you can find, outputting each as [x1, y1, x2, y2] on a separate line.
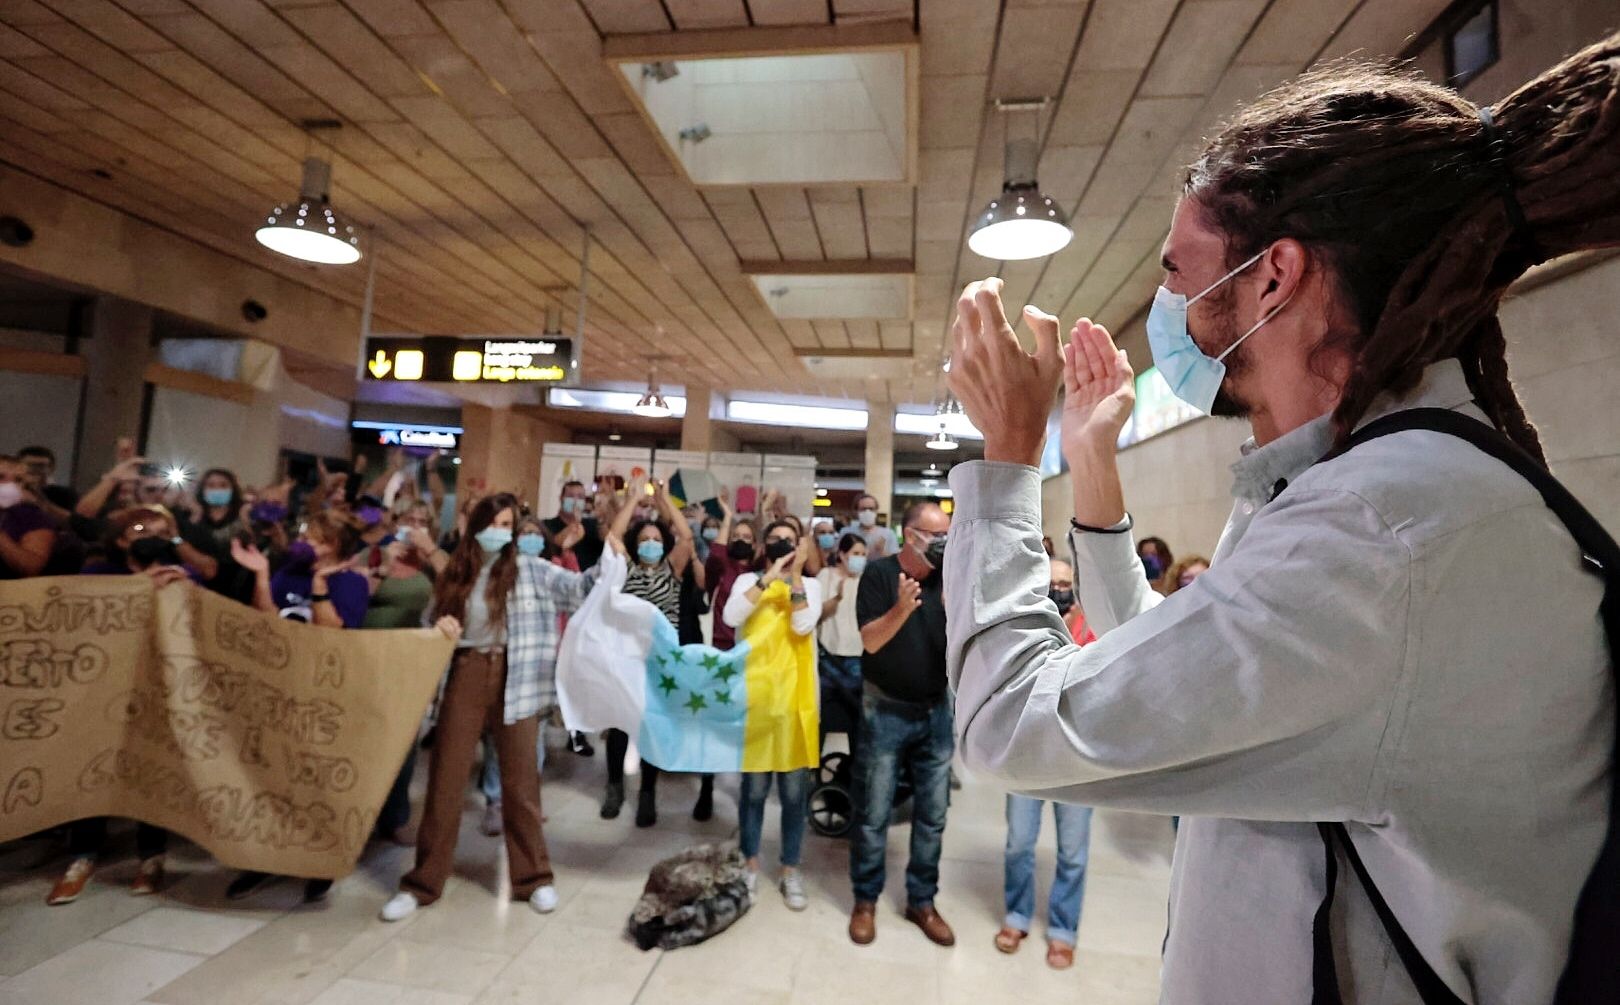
[633, 358, 671, 418]
[256, 122, 361, 265]
[968, 99, 1072, 262]
[925, 425, 959, 451]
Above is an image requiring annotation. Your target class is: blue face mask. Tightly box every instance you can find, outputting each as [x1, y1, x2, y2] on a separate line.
[516, 534, 544, 557]
[1145, 247, 1291, 414]
[202, 488, 232, 508]
[560, 496, 581, 515]
[637, 539, 665, 565]
[845, 554, 867, 576]
[702, 526, 720, 542]
[476, 527, 513, 553]
[817, 533, 837, 550]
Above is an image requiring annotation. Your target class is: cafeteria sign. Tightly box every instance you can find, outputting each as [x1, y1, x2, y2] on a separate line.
[362, 336, 575, 385]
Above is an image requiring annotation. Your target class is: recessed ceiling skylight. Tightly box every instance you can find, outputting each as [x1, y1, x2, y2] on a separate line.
[617, 50, 915, 186]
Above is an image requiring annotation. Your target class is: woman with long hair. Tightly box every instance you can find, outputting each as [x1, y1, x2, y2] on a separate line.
[599, 479, 712, 827]
[722, 519, 821, 910]
[815, 532, 867, 754]
[380, 492, 607, 922]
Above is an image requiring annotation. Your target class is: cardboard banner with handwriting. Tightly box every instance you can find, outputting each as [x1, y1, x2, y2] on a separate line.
[0, 576, 454, 879]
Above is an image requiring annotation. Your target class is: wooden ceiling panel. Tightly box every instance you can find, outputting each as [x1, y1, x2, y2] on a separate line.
[918, 73, 986, 150]
[39, 0, 170, 53]
[581, 0, 670, 35]
[832, 0, 911, 23]
[747, 0, 828, 28]
[428, 0, 568, 96]
[988, 2, 1086, 100]
[522, 28, 636, 116]
[808, 188, 867, 259]
[1236, 0, 1360, 66]
[130, 49, 284, 127]
[278, 7, 434, 99]
[0, 19, 47, 57]
[340, 0, 442, 37]
[918, 0, 996, 77]
[500, 0, 598, 35]
[1072, 0, 1176, 71]
[1138, 0, 1268, 99]
[667, 0, 749, 31]
[754, 187, 824, 260]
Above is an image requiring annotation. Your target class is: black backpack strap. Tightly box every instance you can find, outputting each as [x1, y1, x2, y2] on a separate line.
[1311, 407, 1620, 1005]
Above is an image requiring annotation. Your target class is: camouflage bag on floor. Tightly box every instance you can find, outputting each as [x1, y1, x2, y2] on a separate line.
[627, 842, 752, 951]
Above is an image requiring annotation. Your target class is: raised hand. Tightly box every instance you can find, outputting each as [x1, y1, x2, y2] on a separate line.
[717, 486, 732, 515]
[791, 535, 811, 574]
[1062, 318, 1136, 462]
[230, 538, 270, 574]
[894, 573, 923, 615]
[556, 520, 586, 551]
[762, 554, 792, 586]
[947, 277, 1064, 467]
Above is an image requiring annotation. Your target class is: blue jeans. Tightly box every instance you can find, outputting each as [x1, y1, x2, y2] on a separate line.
[738, 769, 811, 867]
[848, 690, 954, 907]
[481, 728, 547, 804]
[1003, 795, 1093, 946]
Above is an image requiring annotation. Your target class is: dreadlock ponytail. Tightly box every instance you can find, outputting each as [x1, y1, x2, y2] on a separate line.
[1185, 31, 1620, 467]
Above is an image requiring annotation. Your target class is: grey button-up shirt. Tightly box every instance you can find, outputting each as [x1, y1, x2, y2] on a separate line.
[945, 360, 1611, 1003]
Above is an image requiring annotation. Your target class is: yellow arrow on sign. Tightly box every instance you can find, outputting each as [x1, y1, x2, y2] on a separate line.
[368, 350, 392, 379]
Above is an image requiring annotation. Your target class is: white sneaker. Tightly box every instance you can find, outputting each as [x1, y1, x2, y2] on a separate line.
[744, 868, 758, 896]
[529, 885, 559, 914]
[480, 801, 503, 836]
[379, 891, 419, 922]
[779, 871, 808, 912]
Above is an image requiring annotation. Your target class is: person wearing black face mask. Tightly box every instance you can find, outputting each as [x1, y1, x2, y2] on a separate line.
[47, 506, 197, 906]
[848, 501, 956, 949]
[702, 487, 758, 654]
[1047, 559, 1095, 645]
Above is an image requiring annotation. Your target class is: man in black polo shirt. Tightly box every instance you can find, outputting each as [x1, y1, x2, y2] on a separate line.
[848, 500, 955, 948]
[543, 479, 604, 571]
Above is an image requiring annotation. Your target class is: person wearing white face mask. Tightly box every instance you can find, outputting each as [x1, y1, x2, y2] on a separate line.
[816, 533, 868, 755]
[942, 42, 1620, 1004]
[0, 455, 55, 579]
[852, 493, 898, 559]
[380, 492, 606, 923]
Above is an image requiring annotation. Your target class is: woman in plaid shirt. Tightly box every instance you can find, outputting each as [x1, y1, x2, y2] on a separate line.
[380, 491, 612, 922]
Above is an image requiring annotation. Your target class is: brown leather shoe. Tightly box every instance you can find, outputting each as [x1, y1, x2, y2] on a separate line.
[849, 900, 877, 945]
[904, 903, 956, 947]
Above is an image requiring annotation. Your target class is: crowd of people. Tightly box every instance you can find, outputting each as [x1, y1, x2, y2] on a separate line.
[0, 438, 1197, 964]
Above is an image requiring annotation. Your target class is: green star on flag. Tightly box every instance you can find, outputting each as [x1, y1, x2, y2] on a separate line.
[684, 692, 708, 714]
[699, 652, 721, 671]
[657, 674, 679, 696]
[714, 663, 740, 684]
[712, 689, 732, 706]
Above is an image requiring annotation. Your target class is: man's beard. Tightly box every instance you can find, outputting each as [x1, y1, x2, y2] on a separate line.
[1192, 293, 1252, 418]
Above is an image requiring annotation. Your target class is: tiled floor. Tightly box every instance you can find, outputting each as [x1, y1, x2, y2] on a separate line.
[0, 740, 1172, 1004]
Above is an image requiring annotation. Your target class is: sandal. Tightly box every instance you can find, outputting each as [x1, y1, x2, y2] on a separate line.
[1046, 940, 1075, 970]
[993, 926, 1027, 954]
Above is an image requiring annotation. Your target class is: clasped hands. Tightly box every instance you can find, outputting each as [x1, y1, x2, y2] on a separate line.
[948, 277, 1138, 471]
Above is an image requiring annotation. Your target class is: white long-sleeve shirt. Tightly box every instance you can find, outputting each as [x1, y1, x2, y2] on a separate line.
[723, 571, 821, 638]
[945, 359, 1611, 1004]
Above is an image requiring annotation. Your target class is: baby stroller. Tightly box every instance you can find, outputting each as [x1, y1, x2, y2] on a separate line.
[807, 686, 912, 838]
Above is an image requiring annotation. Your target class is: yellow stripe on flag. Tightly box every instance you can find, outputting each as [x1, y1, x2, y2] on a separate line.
[738, 580, 820, 772]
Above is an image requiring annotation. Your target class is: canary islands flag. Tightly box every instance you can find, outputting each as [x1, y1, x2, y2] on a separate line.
[556, 553, 818, 773]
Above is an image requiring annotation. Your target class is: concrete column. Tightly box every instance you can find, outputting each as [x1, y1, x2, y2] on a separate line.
[459, 404, 570, 510]
[863, 401, 895, 521]
[75, 297, 154, 489]
[680, 383, 713, 453]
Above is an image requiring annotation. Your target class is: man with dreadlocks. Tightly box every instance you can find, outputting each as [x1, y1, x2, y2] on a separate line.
[941, 33, 1620, 1005]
